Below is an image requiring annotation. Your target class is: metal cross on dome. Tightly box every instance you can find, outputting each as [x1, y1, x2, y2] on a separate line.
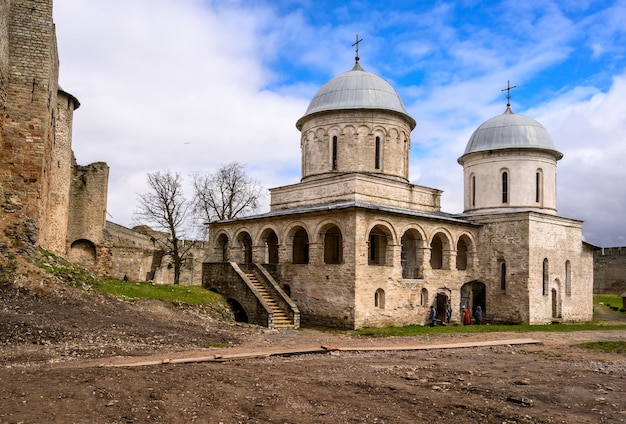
[501, 80, 517, 107]
[352, 34, 363, 63]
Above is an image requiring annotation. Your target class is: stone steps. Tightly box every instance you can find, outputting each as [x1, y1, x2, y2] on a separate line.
[246, 273, 295, 329]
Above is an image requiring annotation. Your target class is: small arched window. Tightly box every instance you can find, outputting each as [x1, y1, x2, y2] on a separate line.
[375, 136, 381, 169]
[471, 175, 476, 207]
[420, 288, 428, 306]
[565, 260, 572, 296]
[502, 171, 509, 203]
[542, 258, 549, 296]
[375, 288, 385, 309]
[332, 136, 338, 170]
[500, 261, 506, 290]
[535, 170, 542, 203]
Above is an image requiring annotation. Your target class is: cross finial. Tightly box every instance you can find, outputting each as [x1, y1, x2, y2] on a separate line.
[501, 80, 517, 108]
[352, 34, 363, 63]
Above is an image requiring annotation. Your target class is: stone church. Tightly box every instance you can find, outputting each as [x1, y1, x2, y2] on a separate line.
[203, 57, 594, 329]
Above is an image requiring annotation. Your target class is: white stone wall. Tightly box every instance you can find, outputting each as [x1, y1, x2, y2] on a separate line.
[298, 110, 412, 182]
[461, 149, 558, 214]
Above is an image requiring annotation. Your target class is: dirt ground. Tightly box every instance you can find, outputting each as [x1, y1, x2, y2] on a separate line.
[1, 278, 625, 424]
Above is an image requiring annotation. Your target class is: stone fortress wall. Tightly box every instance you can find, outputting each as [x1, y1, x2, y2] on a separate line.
[594, 247, 626, 295]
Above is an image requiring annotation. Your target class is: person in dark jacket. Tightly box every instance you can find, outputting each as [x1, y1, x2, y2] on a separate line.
[474, 306, 483, 325]
[429, 305, 437, 327]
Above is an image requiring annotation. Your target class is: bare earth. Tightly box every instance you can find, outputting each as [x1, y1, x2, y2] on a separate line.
[1, 280, 625, 424]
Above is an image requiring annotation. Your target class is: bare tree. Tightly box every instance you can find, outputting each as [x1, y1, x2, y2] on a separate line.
[192, 162, 263, 225]
[135, 171, 192, 285]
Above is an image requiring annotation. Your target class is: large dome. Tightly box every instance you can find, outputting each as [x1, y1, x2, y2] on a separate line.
[296, 62, 415, 129]
[460, 107, 562, 160]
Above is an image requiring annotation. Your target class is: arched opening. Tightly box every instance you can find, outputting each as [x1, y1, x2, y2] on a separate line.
[332, 135, 338, 170]
[374, 288, 385, 309]
[456, 236, 469, 270]
[227, 298, 248, 323]
[542, 258, 549, 296]
[551, 288, 560, 318]
[216, 233, 229, 262]
[500, 260, 507, 291]
[323, 225, 343, 264]
[236, 232, 253, 264]
[368, 225, 389, 266]
[461, 280, 486, 321]
[535, 169, 543, 203]
[565, 260, 571, 296]
[261, 229, 279, 264]
[501, 170, 509, 203]
[68, 239, 97, 269]
[430, 234, 443, 269]
[436, 292, 449, 322]
[374, 136, 381, 169]
[292, 227, 309, 264]
[401, 229, 423, 279]
[420, 288, 428, 306]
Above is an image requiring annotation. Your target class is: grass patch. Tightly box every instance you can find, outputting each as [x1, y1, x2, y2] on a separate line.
[355, 322, 626, 337]
[93, 279, 222, 306]
[576, 341, 626, 354]
[595, 294, 622, 308]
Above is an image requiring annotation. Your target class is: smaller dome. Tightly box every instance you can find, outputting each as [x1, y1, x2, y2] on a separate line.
[297, 62, 415, 129]
[460, 107, 562, 160]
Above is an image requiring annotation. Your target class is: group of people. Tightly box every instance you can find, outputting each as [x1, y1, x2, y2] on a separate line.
[429, 302, 483, 327]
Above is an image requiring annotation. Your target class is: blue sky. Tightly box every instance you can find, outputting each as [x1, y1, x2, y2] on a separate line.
[53, 0, 626, 247]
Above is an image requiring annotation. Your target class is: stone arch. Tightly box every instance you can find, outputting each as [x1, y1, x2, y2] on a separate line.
[456, 233, 474, 271]
[288, 225, 309, 264]
[400, 227, 425, 279]
[460, 280, 486, 321]
[214, 232, 230, 262]
[227, 298, 248, 323]
[367, 222, 395, 266]
[235, 230, 253, 264]
[374, 288, 385, 309]
[317, 222, 343, 265]
[259, 227, 279, 264]
[429, 230, 452, 270]
[68, 239, 97, 269]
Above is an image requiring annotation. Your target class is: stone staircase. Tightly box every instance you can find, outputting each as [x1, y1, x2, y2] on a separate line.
[245, 273, 295, 329]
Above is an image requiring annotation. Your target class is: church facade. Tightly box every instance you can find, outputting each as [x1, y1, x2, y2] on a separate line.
[204, 59, 593, 329]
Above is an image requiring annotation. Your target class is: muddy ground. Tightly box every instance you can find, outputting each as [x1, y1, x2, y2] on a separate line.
[1, 278, 625, 424]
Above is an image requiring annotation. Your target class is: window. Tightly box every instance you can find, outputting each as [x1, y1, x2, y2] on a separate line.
[456, 237, 468, 270]
[332, 136, 338, 170]
[502, 171, 509, 203]
[471, 175, 476, 207]
[565, 260, 571, 296]
[375, 136, 381, 169]
[323, 226, 343, 264]
[500, 261, 506, 290]
[420, 288, 428, 306]
[375, 288, 385, 309]
[430, 235, 443, 269]
[535, 171, 541, 203]
[368, 226, 388, 266]
[542, 258, 549, 296]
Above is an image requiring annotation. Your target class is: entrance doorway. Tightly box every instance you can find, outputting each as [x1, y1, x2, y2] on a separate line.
[460, 280, 486, 320]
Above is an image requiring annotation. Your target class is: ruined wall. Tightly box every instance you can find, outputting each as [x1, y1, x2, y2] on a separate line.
[67, 162, 110, 272]
[1, 0, 57, 236]
[594, 247, 626, 294]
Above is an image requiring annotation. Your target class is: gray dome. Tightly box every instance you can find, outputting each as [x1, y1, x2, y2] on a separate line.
[297, 62, 415, 129]
[461, 107, 562, 159]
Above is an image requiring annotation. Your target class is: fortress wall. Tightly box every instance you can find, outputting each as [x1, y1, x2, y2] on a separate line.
[2, 0, 57, 224]
[594, 247, 626, 294]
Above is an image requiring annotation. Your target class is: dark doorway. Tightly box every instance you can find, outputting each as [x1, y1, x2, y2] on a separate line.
[436, 292, 449, 322]
[460, 280, 486, 319]
[227, 298, 248, 323]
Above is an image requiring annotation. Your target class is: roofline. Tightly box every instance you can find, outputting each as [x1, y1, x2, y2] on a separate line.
[296, 107, 416, 131]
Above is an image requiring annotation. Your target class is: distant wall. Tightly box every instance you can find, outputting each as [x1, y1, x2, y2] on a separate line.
[594, 247, 626, 294]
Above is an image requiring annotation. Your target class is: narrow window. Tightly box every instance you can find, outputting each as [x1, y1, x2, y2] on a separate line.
[542, 258, 549, 296]
[502, 171, 508, 203]
[375, 136, 381, 169]
[332, 136, 338, 170]
[565, 260, 571, 296]
[535, 171, 541, 203]
[375, 288, 385, 309]
[471, 175, 476, 207]
[500, 262, 506, 290]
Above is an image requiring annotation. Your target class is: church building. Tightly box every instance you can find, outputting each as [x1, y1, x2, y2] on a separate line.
[202, 55, 593, 329]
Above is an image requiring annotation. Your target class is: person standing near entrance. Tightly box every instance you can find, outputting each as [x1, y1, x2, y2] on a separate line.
[429, 305, 437, 327]
[474, 305, 483, 325]
[446, 301, 452, 323]
[462, 305, 471, 325]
